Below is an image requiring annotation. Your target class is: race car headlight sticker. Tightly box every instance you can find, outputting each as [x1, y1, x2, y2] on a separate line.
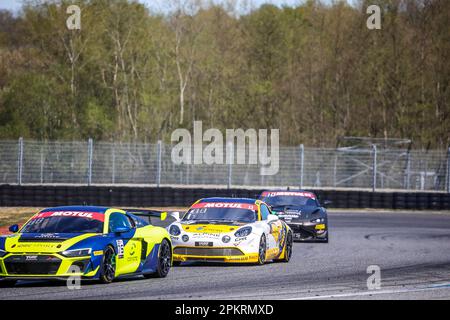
[182, 235, 189, 242]
[234, 227, 252, 238]
[311, 218, 324, 223]
[222, 235, 231, 243]
[169, 225, 181, 236]
[61, 248, 92, 257]
[0, 249, 8, 257]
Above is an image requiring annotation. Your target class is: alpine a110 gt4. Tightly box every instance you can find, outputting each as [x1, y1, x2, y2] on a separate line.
[168, 198, 293, 265]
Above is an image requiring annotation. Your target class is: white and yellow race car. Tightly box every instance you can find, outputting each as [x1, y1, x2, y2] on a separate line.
[168, 198, 293, 265]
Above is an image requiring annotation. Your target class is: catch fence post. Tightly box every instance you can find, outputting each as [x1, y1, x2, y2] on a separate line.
[17, 137, 23, 185]
[227, 141, 232, 189]
[372, 144, 377, 192]
[446, 147, 450, 193]
[156, 140, 162, 187]
[87, 138, 93, 186]
[299, 144, 304, 189]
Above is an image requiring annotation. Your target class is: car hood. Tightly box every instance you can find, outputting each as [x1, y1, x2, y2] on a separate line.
[2, 233, 101, 253]
[271, 206, 321, 221]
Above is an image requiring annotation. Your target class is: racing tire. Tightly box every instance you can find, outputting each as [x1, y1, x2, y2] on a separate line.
[0, 279, 17, 287]
[279, 232, 293, 263]
[144, 239, 172, 278]
[256, 235, 267, 265]
[99, 246, 116, 284]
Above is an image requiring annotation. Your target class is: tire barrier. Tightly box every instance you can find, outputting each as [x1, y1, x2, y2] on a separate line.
[0, 184, 449, 210]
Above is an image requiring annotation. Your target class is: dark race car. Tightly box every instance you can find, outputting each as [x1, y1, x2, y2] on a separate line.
[259, 190, 329, 243]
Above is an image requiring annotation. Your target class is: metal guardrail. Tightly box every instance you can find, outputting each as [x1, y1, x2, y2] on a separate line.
[0, 139, 449, 192]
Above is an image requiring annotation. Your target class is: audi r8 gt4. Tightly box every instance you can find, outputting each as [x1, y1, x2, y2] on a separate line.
[168, 198, 293, 265]
[259, 191, 329, 242]
[0, 206, 172, 286]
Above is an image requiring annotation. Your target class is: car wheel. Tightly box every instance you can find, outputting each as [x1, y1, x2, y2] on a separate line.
[145, 239, 171, 278]
[257, 235, 266, 265]
[281, 232, 293, 262]
[99, 246, 116, 284]
[0, 279, 17, 287]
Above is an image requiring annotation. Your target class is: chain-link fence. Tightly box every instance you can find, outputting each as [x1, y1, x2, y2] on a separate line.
[0, 139, 449, 192]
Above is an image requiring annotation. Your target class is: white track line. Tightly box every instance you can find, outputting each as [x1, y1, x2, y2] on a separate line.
[288, 283, 450, 300]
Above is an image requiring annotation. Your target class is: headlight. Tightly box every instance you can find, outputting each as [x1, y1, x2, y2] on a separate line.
[234, 227, 252, 238]
[222, 235, 231, 243]
[311, 218, 324, 223]
[182, 235, 189, 242]
[0, 249, 8, 257]
[61, 248, 92, 257]
[169, 225, 181, 236]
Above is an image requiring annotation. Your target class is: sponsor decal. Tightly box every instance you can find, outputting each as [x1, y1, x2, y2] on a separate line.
[192, 202, 257, 210]
[32, 211, 105, 222]
[116, 240, 124, 259]
[35, 233, 60, 239]
[279, 214, 300, 219]
[261, 191, 316, 199]
[26, 255, 38, 261]
[93, 250, 103, 256]
[192, 233, 221, 239]
[129, 243, 137, 256]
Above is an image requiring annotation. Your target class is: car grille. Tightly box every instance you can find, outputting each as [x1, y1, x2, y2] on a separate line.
[4, 255, 62, 275]
[174, 247, 244, 256]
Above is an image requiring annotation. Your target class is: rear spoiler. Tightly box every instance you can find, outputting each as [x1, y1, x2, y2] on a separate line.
[121, 208, 168, 221]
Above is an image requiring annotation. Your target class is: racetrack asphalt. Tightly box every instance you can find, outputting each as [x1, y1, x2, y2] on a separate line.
[1, 210, 450, 300]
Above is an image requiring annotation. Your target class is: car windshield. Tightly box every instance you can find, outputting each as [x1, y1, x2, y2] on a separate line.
[261, 195, 317, 208]
[21, 214, 104, 234]
[183, 207, 257, 223]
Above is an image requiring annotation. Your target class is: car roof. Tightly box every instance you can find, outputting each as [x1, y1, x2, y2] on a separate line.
[39, 206, 110, 213]
[198, 197, 258, 204]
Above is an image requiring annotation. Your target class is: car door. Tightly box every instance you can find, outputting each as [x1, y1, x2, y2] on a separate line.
[108, 212, 142, 275]
[260, 204, 283, 258]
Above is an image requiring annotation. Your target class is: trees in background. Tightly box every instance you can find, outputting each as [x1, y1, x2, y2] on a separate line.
[0, 0, 448, 148]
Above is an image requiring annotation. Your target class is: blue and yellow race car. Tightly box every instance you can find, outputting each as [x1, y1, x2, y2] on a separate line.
[0, 206, 172, 286]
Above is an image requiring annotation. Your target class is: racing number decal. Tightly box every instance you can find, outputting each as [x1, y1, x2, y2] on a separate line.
[116, 240, 125, 259]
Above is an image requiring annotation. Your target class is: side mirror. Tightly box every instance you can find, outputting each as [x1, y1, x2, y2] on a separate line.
[323, 200, 332, 207]
[267, 214, 279, 222]
[112, 226, 131, 234]
[170, 211, 181, 222]
[9, 225, 19, 233]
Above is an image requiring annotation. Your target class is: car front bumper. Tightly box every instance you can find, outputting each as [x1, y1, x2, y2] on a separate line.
[0, 253, 100, 279]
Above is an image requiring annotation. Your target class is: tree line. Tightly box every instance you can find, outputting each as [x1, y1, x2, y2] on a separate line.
[0, 0, 448, 149]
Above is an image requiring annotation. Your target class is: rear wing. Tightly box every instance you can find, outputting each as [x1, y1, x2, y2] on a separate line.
[122, 208, 180, 227]
[122, 208, 168, 221]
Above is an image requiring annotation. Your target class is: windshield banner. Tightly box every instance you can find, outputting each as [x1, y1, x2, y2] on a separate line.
[191, 202, 257, 211]
[261, 191, 316, 199]
[31, 211, 105, 222]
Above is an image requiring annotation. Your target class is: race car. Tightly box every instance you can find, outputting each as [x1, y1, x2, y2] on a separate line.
[259, 190, 329, 243]
[0, 206, 172, 286]
[168, 198, 293, 265]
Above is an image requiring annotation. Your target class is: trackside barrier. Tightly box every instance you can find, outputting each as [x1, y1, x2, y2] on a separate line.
[0, 185, 449, 210]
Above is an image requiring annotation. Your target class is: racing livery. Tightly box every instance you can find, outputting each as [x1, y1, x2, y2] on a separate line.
[168, 198, 293, 264]
[259, 191, 329, 243]
[0, 206, 172, 286]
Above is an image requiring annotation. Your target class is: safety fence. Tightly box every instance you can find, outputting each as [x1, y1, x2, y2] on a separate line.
[0, 139, 449, 192]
